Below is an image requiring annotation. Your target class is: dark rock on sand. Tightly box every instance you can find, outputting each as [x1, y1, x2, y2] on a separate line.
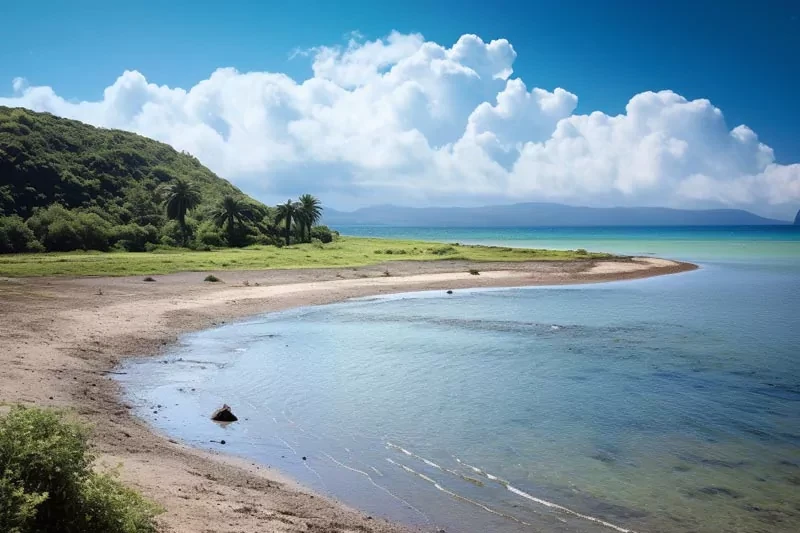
[446, 290, 453, 294]
[211, 404, 238, 422]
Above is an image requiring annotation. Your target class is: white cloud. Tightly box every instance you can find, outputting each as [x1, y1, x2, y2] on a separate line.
[1, 32, 798, 218]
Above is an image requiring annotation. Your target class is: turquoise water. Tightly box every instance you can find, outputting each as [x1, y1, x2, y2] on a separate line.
[121, 227, 800, 533]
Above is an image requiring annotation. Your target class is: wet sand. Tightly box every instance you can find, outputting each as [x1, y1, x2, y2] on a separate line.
[0, 257, 696, 533]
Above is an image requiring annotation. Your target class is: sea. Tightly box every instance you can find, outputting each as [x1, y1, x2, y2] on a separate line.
[119, 226, 800, 533]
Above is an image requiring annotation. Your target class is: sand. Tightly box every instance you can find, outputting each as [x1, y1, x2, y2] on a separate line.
[0, 257, 695, 533]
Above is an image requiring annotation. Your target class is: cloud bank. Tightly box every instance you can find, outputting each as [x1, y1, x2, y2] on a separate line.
[2, 31, 798, 217]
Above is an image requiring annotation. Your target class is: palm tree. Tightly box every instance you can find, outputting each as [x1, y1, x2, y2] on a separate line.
[297, 194, 323, 242]
[274, 199, 300, 246]
[161, 178, 201, 246]
[210, 195, 258, 246]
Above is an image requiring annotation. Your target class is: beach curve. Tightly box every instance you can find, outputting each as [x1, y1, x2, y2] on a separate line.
[0, 257, 696, 533]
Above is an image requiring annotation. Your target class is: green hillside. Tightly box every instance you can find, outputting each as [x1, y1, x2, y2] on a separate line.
[0, 107, 334, 254]
[0, 106, 255, 219]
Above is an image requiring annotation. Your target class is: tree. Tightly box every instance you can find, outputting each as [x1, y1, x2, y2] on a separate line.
[160, 178, 201, 246]
[297, 194, 323, 242]
[274, 199, 300, 246]
[210, 195, 258, 246]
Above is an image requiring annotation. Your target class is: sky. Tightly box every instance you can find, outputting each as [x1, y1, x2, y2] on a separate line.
[1, 0, 798, 218]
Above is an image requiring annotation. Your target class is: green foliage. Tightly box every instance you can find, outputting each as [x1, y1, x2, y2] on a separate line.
[195, 221, 225, 247]
[0, 406, 160, 533]
[0, 107, 249, 221]
[111, 224, 158, 252]
[310, 225, 335, 244]
[25, 205, 113, 252]
[275, 199, 301, 246]
[0, 215, 40, 253]
[160, 178, 201, 245]
[209, 195, 262, 247]
[0, 107, 337, 254]
[296, 194, 323, 242]
[0, 237, 619, 277]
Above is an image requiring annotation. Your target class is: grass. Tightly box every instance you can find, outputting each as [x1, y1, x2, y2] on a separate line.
[0, 237, 617, 277]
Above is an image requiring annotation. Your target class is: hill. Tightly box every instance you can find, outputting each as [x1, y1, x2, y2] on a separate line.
[323, 203, 788, 227]
[0, 107, 328, 253]
[0, 106, 256, 219]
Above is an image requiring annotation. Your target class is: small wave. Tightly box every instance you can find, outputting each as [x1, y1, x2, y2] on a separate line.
[387, 442, 443, 470]
[323, 453, 429, 522]
[386, 458, 533, 526]
[276, 437, 296, 455]
[453, 456, 637, 533]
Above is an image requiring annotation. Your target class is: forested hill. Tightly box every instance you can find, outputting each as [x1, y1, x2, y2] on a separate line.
[0, 106, 256, 219]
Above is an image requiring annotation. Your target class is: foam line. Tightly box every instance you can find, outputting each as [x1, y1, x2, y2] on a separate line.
[454, 456, 638, 533]
[386, 458, 533, 526]
[322, 452, 429, 522]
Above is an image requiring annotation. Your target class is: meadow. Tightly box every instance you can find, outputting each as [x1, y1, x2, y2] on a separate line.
[0, 237, 614, 277]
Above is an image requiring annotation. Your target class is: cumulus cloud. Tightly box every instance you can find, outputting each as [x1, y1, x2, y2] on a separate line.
[2, 32, 798, 217]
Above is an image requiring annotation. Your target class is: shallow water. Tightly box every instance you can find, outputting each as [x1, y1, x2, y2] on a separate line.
[120, 227, 800, 533]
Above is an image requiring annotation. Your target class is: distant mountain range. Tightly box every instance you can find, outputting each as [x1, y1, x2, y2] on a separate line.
[323, 203, 791, 227]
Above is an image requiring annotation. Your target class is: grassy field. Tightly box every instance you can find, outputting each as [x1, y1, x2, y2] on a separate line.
[0, 237, 617, 277]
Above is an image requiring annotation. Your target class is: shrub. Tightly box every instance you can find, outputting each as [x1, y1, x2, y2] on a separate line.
[310, 225, 334, 244]
[576, 248, 588, 255]
[195, 221, 225, 248]
[74, 212, 112, 251]
[469, 269, 480, 275]
[111, 224, 158, 252]
[204, 274, 221, 282]
[0, 406, 161, 533]
[0, 216, 38, 253]
[429, 245, 456, 256]
[25, 206, 113, 252]
[142, 276, 156, 282]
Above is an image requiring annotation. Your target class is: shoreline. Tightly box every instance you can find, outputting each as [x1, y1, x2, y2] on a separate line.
[0, 257, 696, 533]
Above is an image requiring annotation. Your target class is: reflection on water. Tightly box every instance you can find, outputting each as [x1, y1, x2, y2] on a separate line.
[120, 231, 800, 533]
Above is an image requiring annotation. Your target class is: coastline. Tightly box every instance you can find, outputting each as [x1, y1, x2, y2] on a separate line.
[0, 257, 696, 533]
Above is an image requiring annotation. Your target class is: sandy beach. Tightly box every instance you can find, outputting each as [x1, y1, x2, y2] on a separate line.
[0, 257, 695, 533]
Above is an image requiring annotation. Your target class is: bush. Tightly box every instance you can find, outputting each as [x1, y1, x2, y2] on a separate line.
[0, 406, 161, 533]
[25, 205, 112, 252]
[429, 245, 456, 256]
[0, 216, 39, 253]
[111, 224, 158, 252]
[469, 269, 480, 275]
[310, 225, 334, 244]
[204, 274, 221, 282]
[195, 221, 225, 248]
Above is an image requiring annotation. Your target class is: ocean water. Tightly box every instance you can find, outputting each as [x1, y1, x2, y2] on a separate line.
[120, 227, 800, 533]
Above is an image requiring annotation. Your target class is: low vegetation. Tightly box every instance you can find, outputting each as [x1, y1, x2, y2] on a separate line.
[0, 406, 161, 533]
[0, 237, 615, 277]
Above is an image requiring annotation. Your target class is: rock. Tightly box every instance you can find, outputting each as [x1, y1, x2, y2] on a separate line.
[446, 290, 453, 295]
[220, 439, 226, 445]
[211, 404, 238, 422]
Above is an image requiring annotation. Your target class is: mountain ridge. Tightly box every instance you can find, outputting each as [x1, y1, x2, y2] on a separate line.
[323, 202, 789, 227]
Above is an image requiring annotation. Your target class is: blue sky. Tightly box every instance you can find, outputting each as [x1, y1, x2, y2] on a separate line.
[1, 0, 799, 216]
